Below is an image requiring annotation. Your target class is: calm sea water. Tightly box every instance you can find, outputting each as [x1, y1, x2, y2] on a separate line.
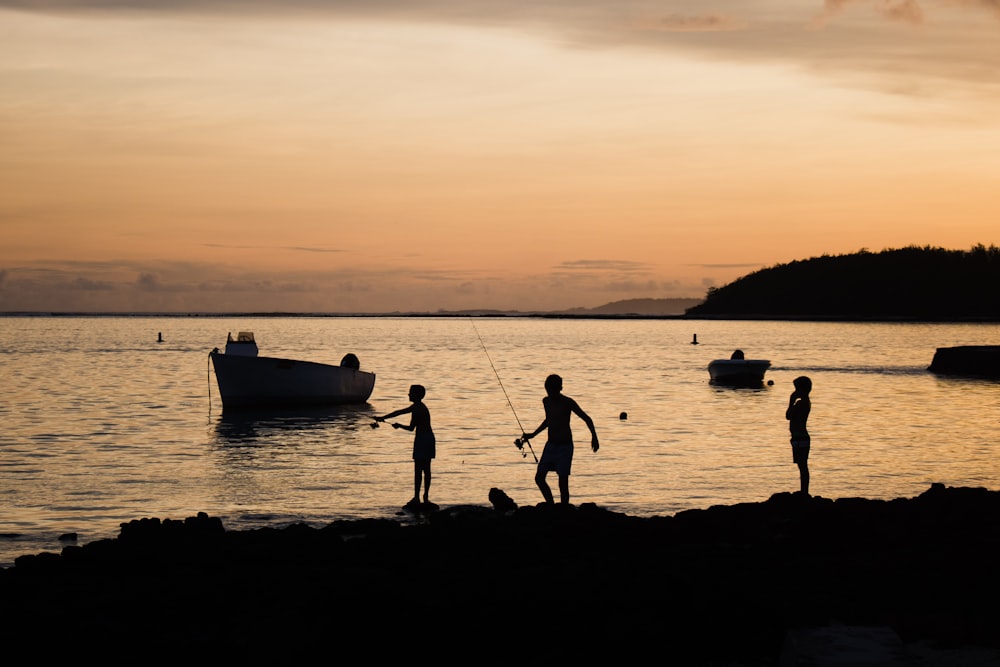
[1, 315, 998, 567]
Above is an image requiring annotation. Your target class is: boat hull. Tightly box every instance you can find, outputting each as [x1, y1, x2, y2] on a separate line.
[928, 345, 1000, 378]
[211, 351, 376, 409]
[708, 359, 771, 387]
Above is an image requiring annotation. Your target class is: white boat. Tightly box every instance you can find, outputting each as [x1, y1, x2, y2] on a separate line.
[708, 350, 771, 386]
[210, 332, 376, 409]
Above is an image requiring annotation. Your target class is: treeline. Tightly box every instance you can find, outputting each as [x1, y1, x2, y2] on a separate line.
[685, 245, 1000, 320]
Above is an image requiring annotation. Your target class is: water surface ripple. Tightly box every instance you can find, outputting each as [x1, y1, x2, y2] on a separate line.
[1, 316, 998, 566]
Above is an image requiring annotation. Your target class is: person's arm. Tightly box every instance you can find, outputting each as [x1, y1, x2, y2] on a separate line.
[522, 420, 547, 441]
[785, 392, 799, 420]
[572, 403, 600, 452]
[375, 405, 412, 423]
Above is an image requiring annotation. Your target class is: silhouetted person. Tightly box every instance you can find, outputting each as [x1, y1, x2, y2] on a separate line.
[375, 384, 435, 508]
[785, 376, 812, 495]
[521, 374, 599, 505]
[730, 349, 744, 360]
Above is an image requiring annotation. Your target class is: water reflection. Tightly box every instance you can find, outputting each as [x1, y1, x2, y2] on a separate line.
[213, 404, 377, 445]
[207, 402, 397, 527]
[710, 383, 771, 392]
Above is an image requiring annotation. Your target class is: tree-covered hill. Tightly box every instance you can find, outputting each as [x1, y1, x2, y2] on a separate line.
[685, 245, 1000, 320]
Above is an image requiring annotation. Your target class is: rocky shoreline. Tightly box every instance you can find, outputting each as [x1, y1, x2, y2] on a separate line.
[3, 484, 999, 665]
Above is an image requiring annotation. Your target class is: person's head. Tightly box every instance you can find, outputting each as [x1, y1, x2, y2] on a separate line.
[792, 376, 812, 395]
[544, 374, 563, 395]
[408, 384, 426, 401]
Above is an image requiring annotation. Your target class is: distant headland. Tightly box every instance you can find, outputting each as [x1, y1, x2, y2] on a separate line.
[687, 244, 1000, 321]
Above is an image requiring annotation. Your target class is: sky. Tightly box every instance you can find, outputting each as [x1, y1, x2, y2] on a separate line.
[2, 1, 998, 313]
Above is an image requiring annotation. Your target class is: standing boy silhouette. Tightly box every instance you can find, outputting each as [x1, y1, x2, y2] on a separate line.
[785, 376, 812, 496]
[521, 374, 599, 505]
[376, 384, 436, 509]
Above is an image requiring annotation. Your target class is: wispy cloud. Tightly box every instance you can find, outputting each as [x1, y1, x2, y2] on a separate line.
[556, 259, 649, 272]
[202, 243, 344, 254]
[816, 0, 925, 25]
[285, 246, 346, 254]
[0, 256, 706, 312]
[696, 263, 765, 270]
[71, 276, 115, 291]
[634, 13, 744, 33]
[4, 1, 999, 98]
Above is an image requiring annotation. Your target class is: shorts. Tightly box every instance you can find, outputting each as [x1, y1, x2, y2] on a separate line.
[791, 437, 810, 464]
[413, 431, 436, 461]
[538, 442, 574, 477]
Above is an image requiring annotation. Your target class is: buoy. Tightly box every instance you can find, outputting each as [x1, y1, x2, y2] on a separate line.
[619, 412, 628, 420]
[157, 332, 163, 343]
[691, 334, 698, 345]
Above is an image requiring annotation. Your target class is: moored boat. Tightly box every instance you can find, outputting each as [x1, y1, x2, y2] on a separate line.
[210, 332, 376, 409]
[708, 349, 771, 386]
[928, 345, 1000, 378]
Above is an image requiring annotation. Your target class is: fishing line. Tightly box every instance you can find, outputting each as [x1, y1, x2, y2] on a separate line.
[471, 319, 537, 462]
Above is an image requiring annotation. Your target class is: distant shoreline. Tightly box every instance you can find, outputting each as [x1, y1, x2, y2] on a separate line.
[2, 311, 999, 323]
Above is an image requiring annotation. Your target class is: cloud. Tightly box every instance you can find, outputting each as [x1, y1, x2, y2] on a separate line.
[0, 256, 712, 312]
[72, 277, 114, 291]
[694, 263, 764, 270]
[634, 13, 743, 33]
[817, 0, 925, 25]
[136, 273, 164, 291]
[556, 259, 649, 272]
[604, 279, 661, 293]
[202, 243, 344, 254]
[883, 0, 925, 24]
[4, 0, 1000, 104]
[284, 246, 346, 254]
[815, 0, 1000, 25]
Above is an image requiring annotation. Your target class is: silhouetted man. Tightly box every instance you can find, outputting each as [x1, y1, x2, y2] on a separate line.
[521, 374, 599, 505]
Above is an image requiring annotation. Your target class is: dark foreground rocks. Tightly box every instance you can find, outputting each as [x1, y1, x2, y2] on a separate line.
[2, 484, 999, 665]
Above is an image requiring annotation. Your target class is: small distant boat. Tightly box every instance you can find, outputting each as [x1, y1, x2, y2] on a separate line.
[708, 350, 771, 387]
[210, 332, 376, 409]
[928, 345, 1000, 379]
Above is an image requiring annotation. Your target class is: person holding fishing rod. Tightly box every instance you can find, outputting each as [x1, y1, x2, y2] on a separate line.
[374, 384, 436, 509]
[520, 374, 599, 506]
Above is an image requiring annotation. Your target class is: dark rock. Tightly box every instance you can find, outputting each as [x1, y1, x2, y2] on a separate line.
[488, 487, 518, 513]
[1, 484, 998, 663]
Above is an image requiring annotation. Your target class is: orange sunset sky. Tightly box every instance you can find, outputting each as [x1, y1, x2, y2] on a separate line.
[1, 1, 998, 313]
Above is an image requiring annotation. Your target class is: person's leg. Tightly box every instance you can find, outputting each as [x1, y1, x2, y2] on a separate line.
[797, 461, 810, 495]
[535, 467, 554, 504]
[422, 461, 431, 503]
[413, 462, 422, 503]
[557, 474, 570, 504]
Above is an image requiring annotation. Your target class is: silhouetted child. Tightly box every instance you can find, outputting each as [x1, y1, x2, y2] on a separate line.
[785, 376, 812, 495]
[375, 384, 435, 509]
[521, 374, 599, 505]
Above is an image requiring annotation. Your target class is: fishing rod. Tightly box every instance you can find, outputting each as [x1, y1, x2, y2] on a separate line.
[471, 320, 537, 462]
